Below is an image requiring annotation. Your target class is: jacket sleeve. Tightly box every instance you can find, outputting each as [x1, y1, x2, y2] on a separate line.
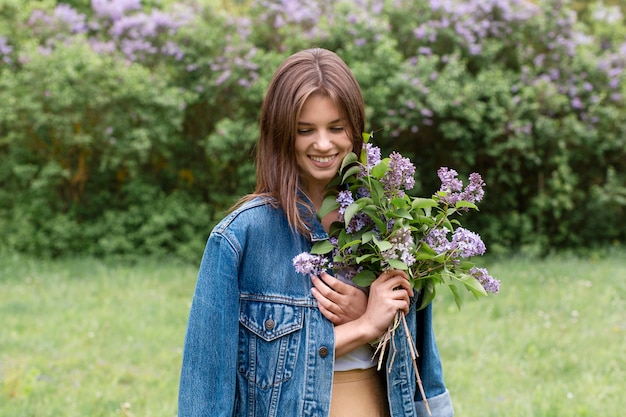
[178, 232, 240, 417]
[414, 302, 454, 417]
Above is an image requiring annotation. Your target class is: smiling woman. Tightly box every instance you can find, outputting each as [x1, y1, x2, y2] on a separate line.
[177, 48, 453, 417]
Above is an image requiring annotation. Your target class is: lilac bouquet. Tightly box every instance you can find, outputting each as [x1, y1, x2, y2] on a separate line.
[294, 132, 499, 310]
[293, 132, 499, 414]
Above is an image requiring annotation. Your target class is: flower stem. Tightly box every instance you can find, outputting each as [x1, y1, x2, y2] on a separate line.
[401, 312, 431, 416]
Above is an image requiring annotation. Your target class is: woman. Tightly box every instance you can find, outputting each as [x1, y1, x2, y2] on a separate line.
[178, 48, 453, 417]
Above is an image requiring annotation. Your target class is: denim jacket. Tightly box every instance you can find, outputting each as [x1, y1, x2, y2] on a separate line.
[178, 197, 453, 417]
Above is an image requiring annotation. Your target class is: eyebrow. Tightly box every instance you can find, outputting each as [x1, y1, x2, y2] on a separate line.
[297, 118, 345, 126]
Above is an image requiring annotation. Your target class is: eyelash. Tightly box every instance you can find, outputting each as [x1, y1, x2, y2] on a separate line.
[297, 126, 345, 135]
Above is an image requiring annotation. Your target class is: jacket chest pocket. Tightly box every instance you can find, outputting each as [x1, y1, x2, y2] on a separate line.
[238, 300, 304, 389]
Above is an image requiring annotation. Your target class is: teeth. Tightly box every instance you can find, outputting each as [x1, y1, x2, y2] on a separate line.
[311, 155, 334, 163]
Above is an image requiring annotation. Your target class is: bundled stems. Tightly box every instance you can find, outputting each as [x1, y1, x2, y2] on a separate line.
[374, 311, 431, 416]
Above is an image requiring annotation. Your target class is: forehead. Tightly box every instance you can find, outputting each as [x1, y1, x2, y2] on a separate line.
[298, 94, 345, 122]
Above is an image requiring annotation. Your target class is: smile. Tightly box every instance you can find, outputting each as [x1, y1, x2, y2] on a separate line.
[309, 154, 337, 163]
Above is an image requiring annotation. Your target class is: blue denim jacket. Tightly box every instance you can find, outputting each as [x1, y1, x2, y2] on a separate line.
[178, 197, 453, 417]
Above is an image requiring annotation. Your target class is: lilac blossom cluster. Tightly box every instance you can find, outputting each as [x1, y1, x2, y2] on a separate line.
[413, 0, 540, 55]
[470, 267, 500, 294]
[381, 227, 416, 268]
[423, 227, 486, 259]
[26, 1, 192, 63]
[437, 167, 485, 206]
[381, 152, 416, 197]
[0, 36, 13, 64]
[292, 252, 329, 277]
[337, 189, 371, 233]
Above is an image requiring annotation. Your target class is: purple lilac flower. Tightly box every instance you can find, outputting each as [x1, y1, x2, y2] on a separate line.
[346, 213, 369, 234]
[293, 252, 329, 276]
[361, 143, 381, 175]
[91, 0, 142, 21]
[451, 228, 486, 258]
[382, 227, 416, 268]
[470, 267, 500, 294]
[438, 167, 463, 205]
[0, 37, 12, 64]
[423, 227, 451, 254]
[459, 172, 485, 204]
[381, 152, 416, 195]
[54, 4, 88, 33]
[336, 190, 354, 220]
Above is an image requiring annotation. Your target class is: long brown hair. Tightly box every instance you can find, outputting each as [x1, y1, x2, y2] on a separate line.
[238, 48, 366, 236]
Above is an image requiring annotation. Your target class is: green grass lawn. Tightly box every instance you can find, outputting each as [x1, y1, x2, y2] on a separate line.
[1, 249, 624, 417]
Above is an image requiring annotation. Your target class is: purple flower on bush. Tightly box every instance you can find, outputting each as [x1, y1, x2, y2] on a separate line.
[0, 36, 12, 64]
[460, 172, 485, 204]
[438, 167, 485, 207]
[337, 190, 354, 219]
[293, 252, 329, 276]
[451, 228, 486, 258]
[423, 227, 451, 254]
[361, 143, 381, 176]
[438, 167, 463, 204]
[92, 0, 142, 21]
[381, 151, 416, 195]
[470, 267, 500, 294]
[54, 4, 88, 34]
[382, 227, 416, 267]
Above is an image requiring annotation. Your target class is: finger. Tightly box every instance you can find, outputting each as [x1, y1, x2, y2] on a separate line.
[312, 275, 347, 304]
[318, 272, 353, 295]
[311, 287, 341, 324]
[311, 285, 340, 314]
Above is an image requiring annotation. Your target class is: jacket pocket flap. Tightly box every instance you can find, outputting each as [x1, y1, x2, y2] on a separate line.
[240, 300, 304, 342]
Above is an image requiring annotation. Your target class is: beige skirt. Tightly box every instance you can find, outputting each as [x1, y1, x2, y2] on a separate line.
[330, 367, 390, 417]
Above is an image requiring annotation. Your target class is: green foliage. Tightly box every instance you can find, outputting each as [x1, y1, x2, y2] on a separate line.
[0, 0, 624, 260]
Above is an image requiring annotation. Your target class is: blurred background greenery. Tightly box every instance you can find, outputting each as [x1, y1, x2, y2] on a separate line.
[0, 0, 624, 263]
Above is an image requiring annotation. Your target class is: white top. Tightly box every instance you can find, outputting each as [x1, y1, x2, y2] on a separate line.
[333, 272, 377, 371]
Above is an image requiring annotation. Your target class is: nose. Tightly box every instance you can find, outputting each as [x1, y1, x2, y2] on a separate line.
[313, 129, 333, 151]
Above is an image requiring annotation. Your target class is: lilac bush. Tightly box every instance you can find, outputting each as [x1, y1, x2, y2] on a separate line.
[0, 0, 624, 260]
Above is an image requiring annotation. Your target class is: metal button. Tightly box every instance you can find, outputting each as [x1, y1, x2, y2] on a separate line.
[264, 319, 275, 331]
[318, 346, 329, 358]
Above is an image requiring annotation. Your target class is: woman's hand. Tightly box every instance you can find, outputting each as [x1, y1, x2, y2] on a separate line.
[360, 270, 414, 337]
[311, 272, 368, 325]
[332, 269, 414, 358]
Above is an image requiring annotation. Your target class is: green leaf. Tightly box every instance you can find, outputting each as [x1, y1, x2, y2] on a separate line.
[456, 273, 488, 297]
[342, 165, 362, 183]
[418, 279, 436, 310]
[353, 269, 377, 287]
[386, 258, 408, 270]
[449, 283, 463, 310]
[340, 239, 362, 251]
[371, 159, 389, 179]
[412, 198, 438, 210]
[317, 194, 339, 220]
[362, 231, 376, 243]
[356, 253, 375, 263]
[340, 152, 358, 172]
[455, 200, 478, 210]
[369, 179, 386, 206]
[373, 236, 393, 251]
[391, 208, 412, 220]
[344, 201, 363, 226]
[391, 197, 408, 208]
[311, 240, 334, 255]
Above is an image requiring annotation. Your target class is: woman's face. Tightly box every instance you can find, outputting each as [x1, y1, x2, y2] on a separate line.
[295, 95, 353, 199]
